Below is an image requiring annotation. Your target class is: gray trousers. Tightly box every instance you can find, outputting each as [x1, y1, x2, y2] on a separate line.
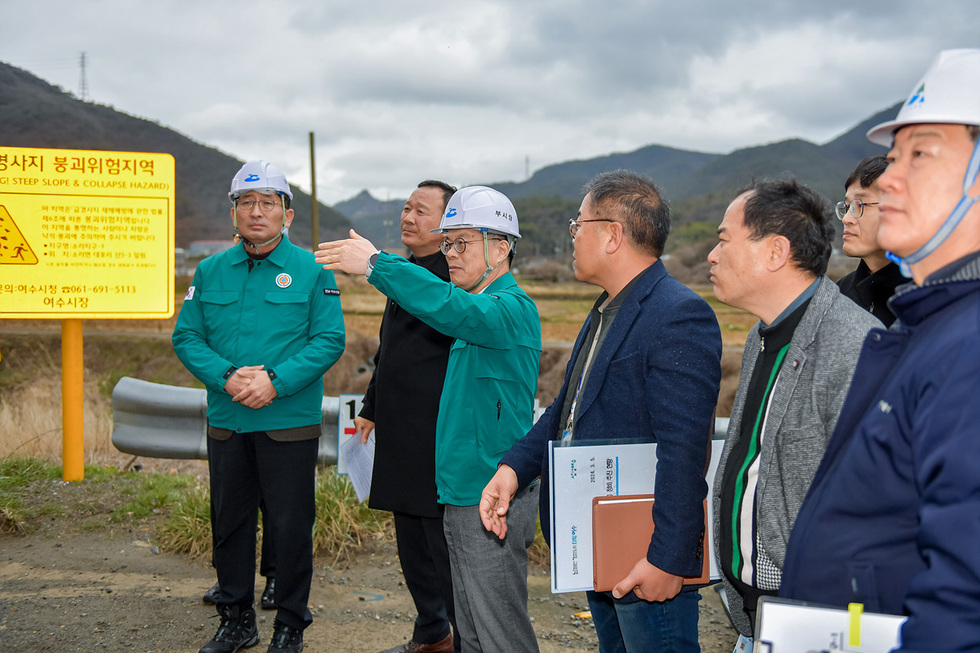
[443, 481, 541, 653]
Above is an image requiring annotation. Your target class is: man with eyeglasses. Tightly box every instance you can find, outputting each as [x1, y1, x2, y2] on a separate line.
[706, 179, 880, 650]
[317, 186, 542, 653]
[780, 49, 980, 651]
[173, 160, 346, 653]
[835, 156, 906, 326]
[354, 180, 461, 653]
[481, 170, 722, 652]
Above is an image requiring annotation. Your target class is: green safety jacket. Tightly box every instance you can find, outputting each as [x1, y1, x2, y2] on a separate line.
[172, 238, 345, 436]
[369, 252, 541, 506]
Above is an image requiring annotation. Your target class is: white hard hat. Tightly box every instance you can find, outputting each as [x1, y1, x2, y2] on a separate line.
[867, 49, 980, 146]
[431, 186, 521, 238]
[229, 160, 293, 203]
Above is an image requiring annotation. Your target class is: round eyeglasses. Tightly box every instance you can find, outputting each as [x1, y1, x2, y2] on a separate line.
[440, 236, 506, 255]
[568, 218, 615, 238]
[440, 237, 483, 255]
[835, 199, 879, 221]
[237, 199, 280, 213]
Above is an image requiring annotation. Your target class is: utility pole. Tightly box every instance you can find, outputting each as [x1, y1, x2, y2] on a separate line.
[78, 52, 88, 101]
[309, 131, 319, 248]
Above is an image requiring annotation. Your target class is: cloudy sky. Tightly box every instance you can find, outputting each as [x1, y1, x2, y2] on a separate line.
[1, 1, 975, 204]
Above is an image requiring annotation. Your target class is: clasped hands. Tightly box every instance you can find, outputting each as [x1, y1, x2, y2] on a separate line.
[223, 365, 278, 409]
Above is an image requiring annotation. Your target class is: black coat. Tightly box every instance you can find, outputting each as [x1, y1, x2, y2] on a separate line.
[836, 260, 907, 327]
[359, 251, 453, 517]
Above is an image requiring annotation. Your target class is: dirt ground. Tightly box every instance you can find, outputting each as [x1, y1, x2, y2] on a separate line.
[0, 472, 737, 653]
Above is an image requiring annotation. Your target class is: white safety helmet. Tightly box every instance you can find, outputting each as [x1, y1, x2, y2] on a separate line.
[867, 48, 980, 146]
[431, 186, 521, 238]
[228, 160, 293, 204]
[867, 49, 980, 278]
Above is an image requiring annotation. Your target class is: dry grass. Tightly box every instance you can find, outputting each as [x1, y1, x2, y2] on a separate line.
[0, 369, 114, 465]
[312, 468, 393, 565]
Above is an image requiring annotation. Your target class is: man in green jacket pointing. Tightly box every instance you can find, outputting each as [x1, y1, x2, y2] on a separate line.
[317, 186, 542, 653]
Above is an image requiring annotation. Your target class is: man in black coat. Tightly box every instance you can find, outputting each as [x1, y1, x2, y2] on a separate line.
[355, 180, 459, 653]
[836, 156, 907, 326]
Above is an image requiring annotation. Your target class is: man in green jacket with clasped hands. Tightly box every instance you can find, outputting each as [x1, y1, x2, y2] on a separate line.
[174, 160, 345, 653]
[317, 186, 542, 653]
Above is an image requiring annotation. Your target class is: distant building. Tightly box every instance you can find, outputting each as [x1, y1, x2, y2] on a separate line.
[174, 241, 237, 277]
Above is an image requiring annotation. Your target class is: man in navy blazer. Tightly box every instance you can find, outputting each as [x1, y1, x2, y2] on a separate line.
[480, 170, 722, 652]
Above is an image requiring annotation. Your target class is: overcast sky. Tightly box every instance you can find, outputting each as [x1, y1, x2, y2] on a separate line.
[2, 1, 975, 204]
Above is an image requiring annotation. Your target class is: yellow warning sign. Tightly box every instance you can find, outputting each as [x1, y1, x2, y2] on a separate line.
[0, 146, 175, 318]
[0, 204, 39, 264]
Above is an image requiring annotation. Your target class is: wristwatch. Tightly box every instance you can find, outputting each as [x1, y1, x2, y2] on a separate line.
[366, 249, 385, 278]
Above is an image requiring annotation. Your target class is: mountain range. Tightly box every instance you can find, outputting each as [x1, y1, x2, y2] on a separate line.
[337, 106, 895, 248]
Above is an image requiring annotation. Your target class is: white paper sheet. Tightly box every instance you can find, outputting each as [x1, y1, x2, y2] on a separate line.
[754, 596, 905, 653]
[339, 430, 375, 503]
[548, 438, 723, 593]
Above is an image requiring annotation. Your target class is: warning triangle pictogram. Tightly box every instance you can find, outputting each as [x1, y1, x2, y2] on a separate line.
[0, 205, 39, 265]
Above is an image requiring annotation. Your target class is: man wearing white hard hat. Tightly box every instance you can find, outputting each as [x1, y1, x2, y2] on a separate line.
[317, 186, 542, 653]
[174, 160, 346, 653]
[780, 49, 980, 650]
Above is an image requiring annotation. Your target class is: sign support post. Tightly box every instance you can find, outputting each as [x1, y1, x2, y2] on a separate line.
[61, 319, 84, 481]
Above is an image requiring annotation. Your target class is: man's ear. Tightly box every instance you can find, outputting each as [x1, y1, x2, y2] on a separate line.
[495, 236, 513, 263]
[604, 220, 625, 254]
[767, 234, 792, 272]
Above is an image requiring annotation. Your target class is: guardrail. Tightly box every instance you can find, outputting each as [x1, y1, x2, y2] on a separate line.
[111, 376, 729, 464]
[111, 377, 340, 464]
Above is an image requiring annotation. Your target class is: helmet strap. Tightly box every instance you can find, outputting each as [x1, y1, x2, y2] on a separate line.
[239, 230, 285, 253]
[464, 230, 509, 292]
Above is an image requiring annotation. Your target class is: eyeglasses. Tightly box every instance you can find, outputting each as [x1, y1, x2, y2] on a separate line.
[835, 199, 879, 221]
[440, 238, 482, 255]
[568, 218, 615, 238]
[237, 199, 280, 213]
[439, 236, 506, 255]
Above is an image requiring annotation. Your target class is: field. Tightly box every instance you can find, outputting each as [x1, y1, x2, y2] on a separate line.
[0, 271, 749, 652]
[0, 272, 752, 466]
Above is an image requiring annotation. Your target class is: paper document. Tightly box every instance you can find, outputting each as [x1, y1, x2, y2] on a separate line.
[339, 431, 375, 502]
[755, 596, 905, 653]
[337, 394, 365, 475]
[548, 438, 723, 593]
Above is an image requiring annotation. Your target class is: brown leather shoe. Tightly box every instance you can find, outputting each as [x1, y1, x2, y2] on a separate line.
[379, 633, 454, 653]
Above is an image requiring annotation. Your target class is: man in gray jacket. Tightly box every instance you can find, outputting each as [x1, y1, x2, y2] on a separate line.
[706, 179, 881, 647]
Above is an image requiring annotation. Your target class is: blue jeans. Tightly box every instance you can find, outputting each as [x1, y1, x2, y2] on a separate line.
[587, 588, 701, 653]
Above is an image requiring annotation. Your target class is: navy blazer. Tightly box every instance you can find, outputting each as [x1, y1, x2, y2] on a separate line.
[501, 260, 722, 578]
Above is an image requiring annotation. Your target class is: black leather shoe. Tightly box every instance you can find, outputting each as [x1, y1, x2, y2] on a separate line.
[203, 583, 220, 605]
[199, 605, 259, 653]
[260, 577, 276, 610]
[267, 619, 303, 652]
